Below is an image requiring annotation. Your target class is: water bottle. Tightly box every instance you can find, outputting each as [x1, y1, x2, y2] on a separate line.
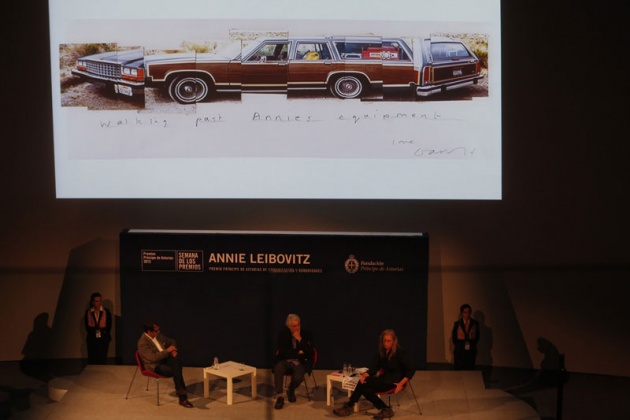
[213, 356, 219, 370]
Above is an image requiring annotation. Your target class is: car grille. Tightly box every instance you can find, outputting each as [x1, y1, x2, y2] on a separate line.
[86, 61, 121, 78]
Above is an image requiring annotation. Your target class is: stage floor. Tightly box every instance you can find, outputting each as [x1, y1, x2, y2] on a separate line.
[6, 365, 539, 419]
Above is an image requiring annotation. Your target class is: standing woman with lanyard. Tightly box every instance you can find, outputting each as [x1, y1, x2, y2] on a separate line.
[85, 292, 112, 364]
[452, 303, 480, 370]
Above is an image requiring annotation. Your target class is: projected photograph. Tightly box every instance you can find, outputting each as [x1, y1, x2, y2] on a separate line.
[49, 0, 501, 199]
[60, 29, 488, 110]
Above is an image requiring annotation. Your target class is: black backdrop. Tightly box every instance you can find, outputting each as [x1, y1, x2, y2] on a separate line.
[120, 229, 428, 370]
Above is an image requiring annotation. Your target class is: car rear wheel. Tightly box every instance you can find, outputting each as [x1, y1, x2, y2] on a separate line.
[331, 75, 364, 99]
[168, 75, 210, 104]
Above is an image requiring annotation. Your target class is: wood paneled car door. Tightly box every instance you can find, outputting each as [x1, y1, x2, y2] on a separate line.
[241, 40, 289, 93]
[287, 40, 337, 95]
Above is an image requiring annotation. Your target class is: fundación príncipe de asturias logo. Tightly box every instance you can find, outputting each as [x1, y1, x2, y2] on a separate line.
[344, 255, 359, 273]
[345, 255, 404, 274]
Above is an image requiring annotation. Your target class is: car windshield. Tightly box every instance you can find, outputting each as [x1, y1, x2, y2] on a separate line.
[430, 42, 471, 60]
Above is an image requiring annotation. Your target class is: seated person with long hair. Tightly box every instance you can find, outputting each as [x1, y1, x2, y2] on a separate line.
[333, 329, 415, 419]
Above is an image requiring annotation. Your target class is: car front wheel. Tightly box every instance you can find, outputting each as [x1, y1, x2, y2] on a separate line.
[331, 75, 364, 99]
[168, 76, 210, 104]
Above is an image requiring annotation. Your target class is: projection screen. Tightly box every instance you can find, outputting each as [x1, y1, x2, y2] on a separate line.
[49, 0, 501, 199]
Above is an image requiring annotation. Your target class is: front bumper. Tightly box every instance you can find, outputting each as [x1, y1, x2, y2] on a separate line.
[71, 69, 145, 96]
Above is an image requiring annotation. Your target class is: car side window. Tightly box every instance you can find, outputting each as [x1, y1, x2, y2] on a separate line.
[334, 41, 408, 61]
[334, 42, 363, 60]
[247, 42, 289, 62]
[295, 42, 332, 60]
[383, 41, 411, 61]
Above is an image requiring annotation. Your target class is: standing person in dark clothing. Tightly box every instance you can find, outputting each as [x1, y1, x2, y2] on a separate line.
[333, 329, 415, 419]
[273, 313, 314, 410]
[84, 292, 112, 364]
[451, 303, 480, 370]
[137, 321, 193, 408]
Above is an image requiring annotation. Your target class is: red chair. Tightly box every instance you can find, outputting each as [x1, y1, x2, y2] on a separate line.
[125, 351, 171, 406]
[376, 379, 422, 416]
[280, 348, 319, 400]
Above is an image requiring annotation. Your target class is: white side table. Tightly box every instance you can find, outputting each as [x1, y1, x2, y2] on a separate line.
[326, 372, 358, 412]
[203, 361, 257, 405]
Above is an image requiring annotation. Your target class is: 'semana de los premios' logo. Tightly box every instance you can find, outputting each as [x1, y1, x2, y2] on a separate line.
[344, 255, 359, 274]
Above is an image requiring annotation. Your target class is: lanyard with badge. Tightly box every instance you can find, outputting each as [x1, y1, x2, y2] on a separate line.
[93, 311, 102, 338]
[461, 320, 471, 351]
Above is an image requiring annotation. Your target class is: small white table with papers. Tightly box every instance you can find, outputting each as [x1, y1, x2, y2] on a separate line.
[203, 361, 257, 405]
[326, 372, 359, 412]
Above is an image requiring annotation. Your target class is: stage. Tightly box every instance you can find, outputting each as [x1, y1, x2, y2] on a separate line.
[7, 365, 539, 419]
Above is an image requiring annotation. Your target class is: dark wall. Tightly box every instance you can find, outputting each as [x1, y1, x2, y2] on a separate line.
[120, 231, 428, 369]
[1, 0, 629, 376]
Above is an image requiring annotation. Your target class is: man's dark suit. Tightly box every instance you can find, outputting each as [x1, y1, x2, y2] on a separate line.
[273, 328, 315, 394]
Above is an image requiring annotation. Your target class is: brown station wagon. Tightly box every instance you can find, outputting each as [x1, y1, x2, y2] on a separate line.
[71, 36, 484, 104]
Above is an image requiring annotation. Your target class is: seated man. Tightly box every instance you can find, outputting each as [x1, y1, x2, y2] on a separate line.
[137, 321, 193, 408]
[273, 313, 314, 409]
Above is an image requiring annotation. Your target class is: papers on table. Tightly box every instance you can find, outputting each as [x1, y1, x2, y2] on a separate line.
[342, 375, 359, 391]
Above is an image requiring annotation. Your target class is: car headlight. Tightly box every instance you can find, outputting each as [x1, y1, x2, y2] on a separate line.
[123, 67, 138, 76]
